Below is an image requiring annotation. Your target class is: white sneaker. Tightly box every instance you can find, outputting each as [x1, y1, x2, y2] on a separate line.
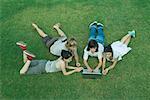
[128, 30, 136, 38]
[97, 23, 104, 27]
[16, 41, 27, 47]
[24, 50, 36, 58]
[89, 21, 97, 28]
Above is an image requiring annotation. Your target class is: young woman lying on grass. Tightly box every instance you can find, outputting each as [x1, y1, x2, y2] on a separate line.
[16, 41, 83, 75]
[32, 23, 81, 67]
[83, 21, 105, 72]
[102, 30, 136, 75]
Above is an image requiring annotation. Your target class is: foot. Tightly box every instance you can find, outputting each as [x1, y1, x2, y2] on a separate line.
[32, 23, 38, 29]
[53, 23, 61, 29]
[128, 30, 136, 38]
[16, 41, 27, 51]
[89, 21, 97, 29]
[24, 50, 36, 60]
[97, 22, 104, 28]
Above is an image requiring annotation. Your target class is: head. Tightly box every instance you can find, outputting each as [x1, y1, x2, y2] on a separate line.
[104, 44, 113, 59]
[65, 38, 77, 51]
[87, 40, 98, 53]
[61, 50, 73, 62]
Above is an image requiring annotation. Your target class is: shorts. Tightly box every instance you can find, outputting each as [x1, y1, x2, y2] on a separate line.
[42, 36, 58, 49]
[26, 60, 48, 74]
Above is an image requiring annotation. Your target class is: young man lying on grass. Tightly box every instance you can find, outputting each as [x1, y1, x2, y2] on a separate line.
[102, 30, 136, 75]
[16, 41, 83, 75]
[32, 23, 81, 67]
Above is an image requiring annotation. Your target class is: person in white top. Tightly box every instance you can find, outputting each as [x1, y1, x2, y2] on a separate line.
[16, 41, 83, 75]
[102, 30, 136, 75]
[32, 23, 81, 67]
[83, 21, 105, 72]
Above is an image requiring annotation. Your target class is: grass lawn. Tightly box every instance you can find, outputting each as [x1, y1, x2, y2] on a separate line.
[1, 0, 150, 100]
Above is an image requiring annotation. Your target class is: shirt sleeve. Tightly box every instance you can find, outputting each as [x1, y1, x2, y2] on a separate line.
[117, 56, 122, 61]
[97, 44, 104, 60]
[98, 52, 103, 60]
[83, 48, 89, 60]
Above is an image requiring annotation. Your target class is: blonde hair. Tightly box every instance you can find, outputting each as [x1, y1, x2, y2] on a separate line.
[65, 38, 77, 49]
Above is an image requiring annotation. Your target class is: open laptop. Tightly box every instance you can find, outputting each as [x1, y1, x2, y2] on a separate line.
[82, 69, 102, 79]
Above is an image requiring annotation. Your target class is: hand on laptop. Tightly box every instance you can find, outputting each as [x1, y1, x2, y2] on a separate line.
[75, 67, 83, 72]
[87, 67, 93, 72]
[93, 68, 99, 73]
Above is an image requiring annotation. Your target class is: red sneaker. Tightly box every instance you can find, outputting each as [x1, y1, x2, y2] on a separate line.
[24, 50, 36, 60]
[16, 41, 27, 51]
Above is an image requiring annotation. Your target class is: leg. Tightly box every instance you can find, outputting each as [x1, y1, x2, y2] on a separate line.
[124, 36, 131, 46]
[88, 25, 97, 41]
[16, 41, 27, 63]
[53, 23, 66, 37]
[88, 21, 97, 41]
[96, 26, 105, 44]
[20, 60, 31, 74]
[121, 34, 133, 46]
[121, 34, 131, 43]
[23, 51, 27, 63]
[26, 60, 47, 75]
[20, 50, 36, 74]
[121, 30, 136, 44]
[32, 23, 57, 49]
[32, 23, 48, 37]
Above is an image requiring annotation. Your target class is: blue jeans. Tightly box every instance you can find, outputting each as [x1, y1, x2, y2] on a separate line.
[88, 25, 105, 45]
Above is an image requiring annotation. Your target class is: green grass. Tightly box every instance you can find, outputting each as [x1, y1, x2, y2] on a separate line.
[1, 0, 150, 100]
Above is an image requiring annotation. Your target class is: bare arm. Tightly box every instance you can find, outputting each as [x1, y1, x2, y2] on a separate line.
[73, 48, 80, 66]
[66, 65, 77, 69]
[60, 61, 81, 75]
[107, 60, 118, 71]
[103, 59, 118, 75]
[95, 58, 103, 70]
[84, 60, 92, 71]
[65, 60, 77, 69]
[60, 63, 76, 75]
[102, 57, 106, 71]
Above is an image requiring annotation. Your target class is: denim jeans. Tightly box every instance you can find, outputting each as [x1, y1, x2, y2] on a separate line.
[88, 25, 105, 45]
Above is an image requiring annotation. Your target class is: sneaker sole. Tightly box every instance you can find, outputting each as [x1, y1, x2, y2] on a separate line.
[89, 21, 97, 28]
[53, 23, 61, 28]
[97, 23, 104, 27]
[16, 41, 27, 47]
[24, 50, 36, 58]
[128, 30, 136, 36]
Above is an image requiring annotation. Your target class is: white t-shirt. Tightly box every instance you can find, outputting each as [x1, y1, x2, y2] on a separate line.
[111, 41, 132, 61]
[83, 43, 104, 60]
[50, 36, 68, 56]
[45, 58, 62, 73]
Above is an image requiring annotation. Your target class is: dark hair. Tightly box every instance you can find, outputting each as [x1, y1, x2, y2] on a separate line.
[104, 44, 113, 59]
[87, 40, 98, 52]
[61, 50, 72, 59]
[104, 44, 113, 52]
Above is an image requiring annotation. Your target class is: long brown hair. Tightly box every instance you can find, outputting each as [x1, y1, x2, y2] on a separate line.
[65, 38, 77, 49]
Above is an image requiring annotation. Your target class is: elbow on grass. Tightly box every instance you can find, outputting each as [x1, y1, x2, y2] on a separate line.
[63, 73, 69, 76]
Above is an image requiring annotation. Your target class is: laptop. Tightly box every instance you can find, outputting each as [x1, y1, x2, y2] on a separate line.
[82, 69, 102, 79]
